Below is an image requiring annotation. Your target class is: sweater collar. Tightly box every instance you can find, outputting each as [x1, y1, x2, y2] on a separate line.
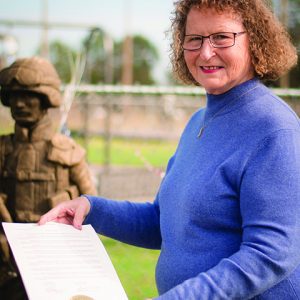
[205, 78, 261, 119]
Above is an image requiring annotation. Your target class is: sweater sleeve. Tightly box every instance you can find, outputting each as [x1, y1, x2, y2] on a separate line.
[83, 155, 176, 249]
[84, 196, 161, 249]
[156, 129, 300, 299]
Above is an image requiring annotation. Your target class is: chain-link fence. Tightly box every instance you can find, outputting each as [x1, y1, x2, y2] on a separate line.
[1, 84, 300, 200]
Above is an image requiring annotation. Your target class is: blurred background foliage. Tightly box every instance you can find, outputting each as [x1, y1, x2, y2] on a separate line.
[0, 0, 299, 87]
[44, 0, 300, 87]
[49, 30, 160, 85]
[43, 0, 300, 88]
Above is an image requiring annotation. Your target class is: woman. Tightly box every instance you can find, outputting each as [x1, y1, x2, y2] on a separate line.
[39, 0, 300, 299]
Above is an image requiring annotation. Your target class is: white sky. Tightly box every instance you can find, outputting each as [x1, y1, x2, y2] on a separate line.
[0, 0, 175, 84]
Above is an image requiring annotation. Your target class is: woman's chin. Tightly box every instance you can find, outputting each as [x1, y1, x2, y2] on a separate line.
[201, 83, 227, 95]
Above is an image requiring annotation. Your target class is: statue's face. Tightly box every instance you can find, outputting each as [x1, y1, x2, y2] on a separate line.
[9, 91, 47, 128]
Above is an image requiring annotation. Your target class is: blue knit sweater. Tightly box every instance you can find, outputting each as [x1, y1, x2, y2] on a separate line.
[84, 79, 300, 299]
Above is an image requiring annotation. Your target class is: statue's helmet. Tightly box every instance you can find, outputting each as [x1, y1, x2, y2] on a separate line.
[0, 56, 61, 108]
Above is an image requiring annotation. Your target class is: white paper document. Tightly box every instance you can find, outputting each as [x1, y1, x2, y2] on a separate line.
[2, 222, 128, 300]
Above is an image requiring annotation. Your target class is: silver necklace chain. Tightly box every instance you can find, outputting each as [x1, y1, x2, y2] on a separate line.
[197, 85, 259, 138]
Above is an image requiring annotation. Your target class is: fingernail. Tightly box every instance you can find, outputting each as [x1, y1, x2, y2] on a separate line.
[74, 223, 82, 230]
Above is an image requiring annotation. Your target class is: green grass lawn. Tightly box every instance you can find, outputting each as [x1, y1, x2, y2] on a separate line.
[101, 236, 160, 300]
[0, 126, 13, 135]
[75, 137, 177, 168]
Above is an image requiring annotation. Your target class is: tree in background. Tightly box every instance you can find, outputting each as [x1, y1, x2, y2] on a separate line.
[113, 35, 159, 85]
[48, 31, 159, 85]
[60, 29, 159, 85]
[49, 41, 76, 83]
[82, 27, 110, 84]
[132, 35, 160, 85]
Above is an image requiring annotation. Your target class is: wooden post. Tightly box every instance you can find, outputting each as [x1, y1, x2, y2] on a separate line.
[40, 0, 49, 58]
[83, 99, 89, 162]
[121, 0, 133, 85]
[121, 35, 133, 85]
[279, 0, 290, 88]
[103, 96, 112, 171]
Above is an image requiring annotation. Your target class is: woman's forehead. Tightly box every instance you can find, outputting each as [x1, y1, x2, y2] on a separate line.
[188, 6, 242, 22]
[186, 6, 244, 32]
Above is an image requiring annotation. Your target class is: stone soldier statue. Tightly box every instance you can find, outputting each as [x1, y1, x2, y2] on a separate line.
[0, 56, 97, 299]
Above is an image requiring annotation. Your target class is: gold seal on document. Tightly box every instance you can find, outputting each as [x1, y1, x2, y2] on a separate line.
[70, 295, 94, 300]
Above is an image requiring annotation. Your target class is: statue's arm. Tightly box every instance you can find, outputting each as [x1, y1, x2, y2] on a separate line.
[0, 193, 12, 223]
[0, 136, 12, 223]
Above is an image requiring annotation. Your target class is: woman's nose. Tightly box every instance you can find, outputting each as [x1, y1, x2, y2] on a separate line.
[199, 38, 216, 61]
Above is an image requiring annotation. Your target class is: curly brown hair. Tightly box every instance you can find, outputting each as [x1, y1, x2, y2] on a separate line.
[170, 0, 298, 85]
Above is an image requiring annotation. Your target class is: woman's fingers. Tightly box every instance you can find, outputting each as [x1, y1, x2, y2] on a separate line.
[38, 201, 72, 225]
[72, 197, 91, 230]
[38, 197, 91, 229]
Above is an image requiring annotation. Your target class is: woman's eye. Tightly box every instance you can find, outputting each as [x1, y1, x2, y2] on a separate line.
[213, 34, 231, 40]
[193, 36, 202, 41]
[188, 36, 202, 42]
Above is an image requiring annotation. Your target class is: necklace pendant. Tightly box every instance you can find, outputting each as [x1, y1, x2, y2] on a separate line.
[197, 127, 204, 138]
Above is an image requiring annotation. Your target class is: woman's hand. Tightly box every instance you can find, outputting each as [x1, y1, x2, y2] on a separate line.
[38, 196, 91, 230]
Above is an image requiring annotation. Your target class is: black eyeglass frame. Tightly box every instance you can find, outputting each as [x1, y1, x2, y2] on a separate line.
[182, 31, 246, 51]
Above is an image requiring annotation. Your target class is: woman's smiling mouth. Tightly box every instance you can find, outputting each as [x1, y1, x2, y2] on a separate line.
[200, 66, 224, 73]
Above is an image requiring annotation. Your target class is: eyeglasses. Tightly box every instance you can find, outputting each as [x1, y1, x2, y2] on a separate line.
[182, 31, 246, 51]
